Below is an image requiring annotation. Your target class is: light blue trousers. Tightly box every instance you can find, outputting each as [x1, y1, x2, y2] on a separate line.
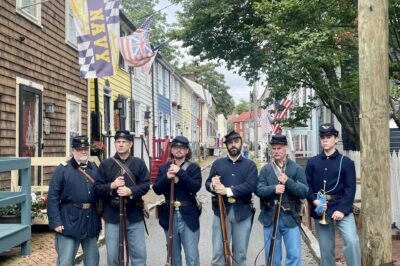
[55, 233, 99, 266]
[164, 209, 200, 266]
[211, 208, 252, 266]
[263, 218, 301, 266]
[105, 221, 147, 266]
[314, 213, 361, 266]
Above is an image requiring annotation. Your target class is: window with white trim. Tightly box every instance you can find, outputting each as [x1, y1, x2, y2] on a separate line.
[17, 0, 42, 25]
[66, 95, 82, 155]
[133, 101, 141, 135]
[65, 0, 77, 47]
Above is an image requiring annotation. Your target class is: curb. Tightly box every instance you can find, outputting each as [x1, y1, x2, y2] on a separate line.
[300, 223, 321, 264]
[75, 161, 214, 264]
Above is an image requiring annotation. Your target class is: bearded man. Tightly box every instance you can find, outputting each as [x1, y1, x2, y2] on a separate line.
[205, 130, 258, 266]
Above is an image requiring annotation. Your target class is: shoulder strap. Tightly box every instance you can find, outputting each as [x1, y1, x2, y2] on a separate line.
[181, 161, 191, 171]
[112, 156, 137, 185]
[77, 167, 95, 183]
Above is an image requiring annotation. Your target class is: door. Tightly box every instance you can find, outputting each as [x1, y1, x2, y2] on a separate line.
[19, 85, 42, 186]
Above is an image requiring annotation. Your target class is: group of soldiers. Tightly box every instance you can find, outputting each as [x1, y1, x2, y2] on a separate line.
[47, 123, 361, 266]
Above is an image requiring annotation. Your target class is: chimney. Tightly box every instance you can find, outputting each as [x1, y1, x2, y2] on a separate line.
[183, 72, 196, 81]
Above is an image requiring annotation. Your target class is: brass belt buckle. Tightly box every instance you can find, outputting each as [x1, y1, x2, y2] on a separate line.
[82, 203, 90, 209]
[174, 201, 181, 207]
[227, 197, 236, 204]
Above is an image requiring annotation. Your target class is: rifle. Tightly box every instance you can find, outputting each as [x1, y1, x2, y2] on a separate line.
[119, 169, 129, 266]
[166, 163, 176, 266]
[266, 161, 285, 266]
[218, 194, 232, 266]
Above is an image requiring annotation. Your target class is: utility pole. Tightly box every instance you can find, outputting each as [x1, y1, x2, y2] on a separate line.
[359, 0, 392, 265]
[253, 82, 258, 158]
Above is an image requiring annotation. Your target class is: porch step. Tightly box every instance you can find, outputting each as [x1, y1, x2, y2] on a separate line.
[0, 224, 31, 255]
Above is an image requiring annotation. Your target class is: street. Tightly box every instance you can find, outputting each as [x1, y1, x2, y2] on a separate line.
[80, 166, 317, 266]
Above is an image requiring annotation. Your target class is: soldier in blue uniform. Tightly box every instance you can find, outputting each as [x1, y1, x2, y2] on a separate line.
[47, 135, 100, 266]
[256, 135, 308, 266]
[306, 124, 361, 266]
[94, 130, 150, 266]
[153, 136, 202, 266]
[205, 130, 258, 266]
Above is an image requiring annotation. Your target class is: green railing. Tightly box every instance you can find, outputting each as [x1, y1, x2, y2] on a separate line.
[0, 158, 31, 256]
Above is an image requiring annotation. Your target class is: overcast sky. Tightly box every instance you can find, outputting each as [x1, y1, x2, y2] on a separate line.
[154, 0, 251, 104]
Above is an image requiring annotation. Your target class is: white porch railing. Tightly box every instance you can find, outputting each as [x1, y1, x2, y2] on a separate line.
[345, 150, 400, 229]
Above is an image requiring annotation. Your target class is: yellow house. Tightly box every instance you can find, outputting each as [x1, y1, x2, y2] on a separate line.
[180, 81, 192, 140]
[90, 12, 134, 157]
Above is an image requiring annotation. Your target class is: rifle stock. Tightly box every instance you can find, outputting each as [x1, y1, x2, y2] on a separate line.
[218, 194, 232, 266]
[166, 174, 175, 265]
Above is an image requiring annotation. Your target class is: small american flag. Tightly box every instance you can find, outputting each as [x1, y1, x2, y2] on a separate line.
[137, 15, 153, 30]
[272, 98, 292, 134]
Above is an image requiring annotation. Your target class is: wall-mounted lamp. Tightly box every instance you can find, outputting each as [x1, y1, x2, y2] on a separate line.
[44, 102, 55, 113]
[176, 123, 181, 129]
[114, 99, 123, 110]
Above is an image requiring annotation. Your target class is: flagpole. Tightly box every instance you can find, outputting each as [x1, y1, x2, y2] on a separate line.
[253, 82, 258, 158]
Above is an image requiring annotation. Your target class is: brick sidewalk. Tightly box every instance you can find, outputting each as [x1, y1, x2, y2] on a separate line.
[0, 156, 217, 266]
[303, 211, 400, 265]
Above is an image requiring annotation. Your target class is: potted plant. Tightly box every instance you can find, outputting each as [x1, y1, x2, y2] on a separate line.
[91, 140, 106, 161]
[0, 204, 21, 224]
[0, 192, 48, 224]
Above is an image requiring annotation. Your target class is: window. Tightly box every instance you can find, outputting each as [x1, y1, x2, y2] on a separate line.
[65, 0, 77, 47]
[157, 63, 163, 94]
[119, 28, 129, 71]
[66, 95, 82, 156]
[163, 69, 170, 98]
[118, 97, 129, 130]
[132, 101, 141, 134]
[17, 0, 42, 25]
[104, 94, 112, 135]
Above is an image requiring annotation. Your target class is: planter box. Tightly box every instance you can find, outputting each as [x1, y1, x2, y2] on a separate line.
[0, 215, 21, 224]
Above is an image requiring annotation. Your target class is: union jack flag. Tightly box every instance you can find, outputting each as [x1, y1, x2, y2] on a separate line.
[120, 30, 154, 67]
[119, 16, 154, 67]
[272, 98, 292, 134]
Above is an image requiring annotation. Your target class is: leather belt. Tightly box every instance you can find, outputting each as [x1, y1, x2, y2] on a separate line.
[166, 200, 193, 208]
[224, 197, 251, 205]
[72, 203, 91, 209]
[326, 194, 340, 200]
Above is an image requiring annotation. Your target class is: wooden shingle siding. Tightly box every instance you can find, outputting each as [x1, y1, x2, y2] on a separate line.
[0, 0, 88, 185]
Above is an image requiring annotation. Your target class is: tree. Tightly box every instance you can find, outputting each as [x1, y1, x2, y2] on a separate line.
[121, 0, 182, 65]
[359, 1, 392, 264]
[234, 99, 250, 114]
[173, 0, 361, 148]
[179, 62, 235, 116]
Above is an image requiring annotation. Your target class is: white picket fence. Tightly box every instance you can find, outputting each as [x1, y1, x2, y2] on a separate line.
[345, 150, 400, 229]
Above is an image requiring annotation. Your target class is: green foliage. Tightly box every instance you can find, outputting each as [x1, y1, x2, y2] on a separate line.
[179, 62, 235, 116]
[173, 0, 361, 148]
[235, 99, 250, 114]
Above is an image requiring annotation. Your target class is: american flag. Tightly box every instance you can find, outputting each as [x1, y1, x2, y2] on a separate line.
[142, 43, 164, 75]
[137, 15, 153, 30]
[272, 98, 292, 134]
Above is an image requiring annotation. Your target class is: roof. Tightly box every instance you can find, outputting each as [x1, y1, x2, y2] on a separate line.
[183, 77, 205, 101]
[229, 110, 262, 123]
